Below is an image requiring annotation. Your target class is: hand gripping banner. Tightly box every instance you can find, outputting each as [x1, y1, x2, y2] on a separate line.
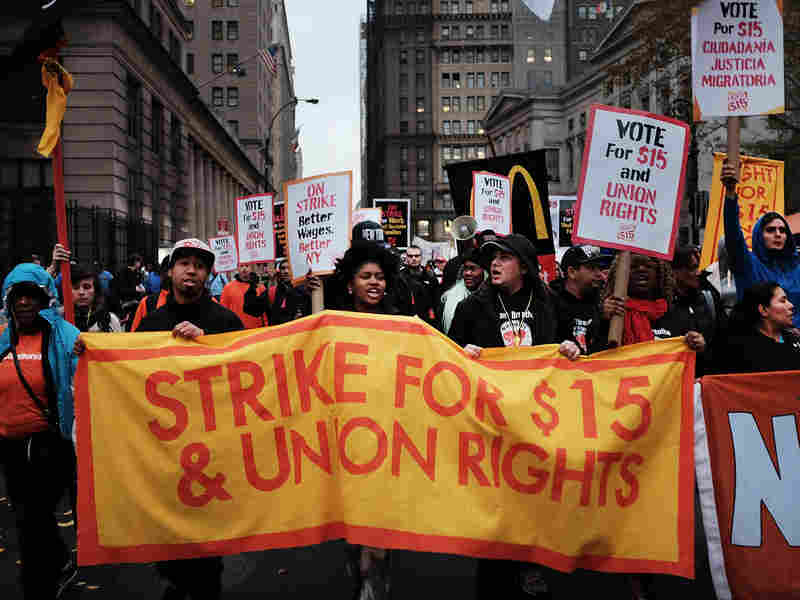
[75, 313, 695, 577]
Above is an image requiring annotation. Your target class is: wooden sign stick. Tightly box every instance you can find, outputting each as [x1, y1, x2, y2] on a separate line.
[607, 250, 631, 348]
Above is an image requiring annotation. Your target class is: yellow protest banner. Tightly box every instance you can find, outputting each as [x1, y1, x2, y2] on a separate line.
[700, 152, 784, 270]
[76, 312, 695, 578]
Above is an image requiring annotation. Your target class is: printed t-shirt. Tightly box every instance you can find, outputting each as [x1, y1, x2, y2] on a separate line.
[0, 331, 49, 438]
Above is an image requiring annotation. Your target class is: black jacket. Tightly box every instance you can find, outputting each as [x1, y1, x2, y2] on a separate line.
[549, 278, 600, 355]
[448, 280, 558, 349]
[243, 282, 309, 326]
[713, 329, 800, 374]
[396, 268, 439, 324]
[113, 266, 143, 304]
[137, 293, 243, 334]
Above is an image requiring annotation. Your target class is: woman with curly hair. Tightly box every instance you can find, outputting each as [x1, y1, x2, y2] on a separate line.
[594, 253, 705, 354]
[325, 240, 400, 314]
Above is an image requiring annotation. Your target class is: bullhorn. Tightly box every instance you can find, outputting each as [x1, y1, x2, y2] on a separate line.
[451, 215, 478, 241]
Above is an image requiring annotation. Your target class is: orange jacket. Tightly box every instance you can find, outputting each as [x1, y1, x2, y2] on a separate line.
[220, 279, 266, 329]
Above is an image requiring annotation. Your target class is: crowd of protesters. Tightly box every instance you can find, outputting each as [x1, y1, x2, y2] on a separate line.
[0, 163, 798, 599]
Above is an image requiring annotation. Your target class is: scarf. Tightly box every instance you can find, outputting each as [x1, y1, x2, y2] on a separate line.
[623, 298, 668, 346]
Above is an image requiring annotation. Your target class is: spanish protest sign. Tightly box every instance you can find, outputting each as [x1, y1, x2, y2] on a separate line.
[236, 194, 275, 265]
[75, 317, 695, 578]
[471, 171, 512, 235]
[696, 373, 800, 600]
[446, 150, 556, 280]
[352, 208, 383, 228]
[373, 199, 410, 248]
[573, 105, 690, 260]
[699, 152, 784, 270]
[285, 171, 353, 283]
[691, 0, 785, 120]
[208, 235, 238, 273]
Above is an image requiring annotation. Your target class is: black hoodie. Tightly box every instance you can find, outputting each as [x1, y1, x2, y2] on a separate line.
[549, 278, 600, 354]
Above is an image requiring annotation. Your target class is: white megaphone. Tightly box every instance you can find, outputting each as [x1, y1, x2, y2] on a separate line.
[451, 215, 478, 242]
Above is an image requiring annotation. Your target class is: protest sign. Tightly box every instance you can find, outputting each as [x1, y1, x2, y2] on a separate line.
[352, 208, 383, 227]
[235, 194, 275, 265]
[446, 150, 556, 279]
[699, 152, 784, 270]
[284, 171, 352, 283]
[273, 200, 286, 259]
[471, 171, 512, 235]
[76, 322, 695, 577]
[691, 0, 785, 120]
[373, 199, 410, 248]
[207, 235, 238, 273]
[697, 373, 800, 600]
[573, 105, 690, 260]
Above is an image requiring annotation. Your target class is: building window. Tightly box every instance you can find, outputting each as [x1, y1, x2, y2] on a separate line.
[452, 49, 461, 64]
[420, 0, 428, 11]
[465, 0, 473, 13]
[212, 87, 223, 106]
[451, 96, 460, 112]
[467, 120, 475, 134]
[442, 97, 451, 112]
[184, 0, 195, 5]
[579, 50, 588, 62]
[452, 73, 461, 88]
[186, 20, 194, 39]
[501, 24, 510, 39]
[212, 0, 223, 6]
[441, 166, 450, 182]
[441, 25, 449, 40]
[396, 1, 405, 15]
[228, 0, 239, 5]
[400, 72, 409, 88]
[490, 25, 499, 40]
[476, 72, 485, 88]
[442, 73, 451, 88]
[490, 72, 499, 88]
[490, 0, 499, 12]
[466, 72, 474, 88]
[501, 72, 510, 87]
[501, 48, 511, 63]
[211, 20, 223, 40]
[400, 96, 409, 112]
[476, 95, 485, 111]
[417, 146, 425, 161]
[227, 87, 239, 107]
[400, 121, 409, 133]
[417, 168, 426, 184]
[465, 49, 474, 64]
[186, 52, 195, 74]
[466, 96, 475, 112]
[416, 120, 425, 133]
[400, 29, 408, 44]
[568, 118, 574, 131]
[416, 72, 425, 88]
[228, 120, 239, 137]
[227, 21, 238, 40]
[227, 53, 239, 71]
[546, 148, 559, 181]
[544, 48, 553, 63]
[450, 1, 459, 13]
[475, 25, 484, 40]
[542, 71, 552, 87]
[126, 75, 142, 141]
[416, 192, 426, 209]
[212, 53, 224, 73]
[441, 49, 450, 64]
[408, 2, 416, 14]
[567, 144, 574, 180]
[490, 48, 500, 63]
[442, 120, 451, 135]
[452, 120, 462, 135]
[453, 145, 462, 160]
[400, 145, 409, 161]
[416, 27, 425, 43]
[442, 193, 453, 208]
[588, 5, 597, 19]
[578, 5, 587, 18]
[152, 99, 163, 154]
[400, 168, 408, 185]
[475, 47, 484, 63]
[400, 50, 408, 65]
[466, 25, 474, 39]
[170, 114, 181, 165]
[416, 49, 425, 64]
[452, 25, 460, 39]
[416, 219, 430, 237]
[416, 97, 425, 112]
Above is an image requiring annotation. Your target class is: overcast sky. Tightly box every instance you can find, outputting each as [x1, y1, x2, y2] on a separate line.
[288, 1, 363, 207]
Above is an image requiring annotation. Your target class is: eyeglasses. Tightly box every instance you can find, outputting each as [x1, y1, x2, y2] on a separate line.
[765, 226, 787, 234]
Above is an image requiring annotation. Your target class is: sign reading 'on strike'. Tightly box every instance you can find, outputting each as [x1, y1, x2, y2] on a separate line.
[285, 171, 352, 282]
[236, 194, 275, 264]
[573, 105, 689, 260]
[691, 0, 784, 119]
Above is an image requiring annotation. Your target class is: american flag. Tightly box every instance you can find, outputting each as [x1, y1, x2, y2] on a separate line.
[259, 46, 278, 76]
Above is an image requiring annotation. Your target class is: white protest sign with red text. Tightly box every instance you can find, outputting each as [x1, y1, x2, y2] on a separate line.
[284, 171, 352, 282]
[691, 0, 784, 119]
[573, 105, 689, 260]
[208, 235, 238, 272]
[235, 194, 275, 265]
[471, 171, 512, 235]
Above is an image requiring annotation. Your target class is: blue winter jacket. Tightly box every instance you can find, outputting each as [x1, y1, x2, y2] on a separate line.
[724, 194, 800, 326]
[0, 263, 80, 439]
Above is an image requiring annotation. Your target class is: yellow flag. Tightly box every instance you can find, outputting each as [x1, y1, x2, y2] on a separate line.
[37, 60, 74, 158]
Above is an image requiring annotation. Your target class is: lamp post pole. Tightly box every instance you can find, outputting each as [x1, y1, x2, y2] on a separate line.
[264, 97, 319, 193]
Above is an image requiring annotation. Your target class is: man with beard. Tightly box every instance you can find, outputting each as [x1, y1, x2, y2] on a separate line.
[397, 245, 439, 325]
[220, 262, 266, 328]
[135, 239, 242, 600]
[550, 245, 606, 355]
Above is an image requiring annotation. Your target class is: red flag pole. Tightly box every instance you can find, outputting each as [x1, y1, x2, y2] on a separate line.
[53, 138, 74, 324]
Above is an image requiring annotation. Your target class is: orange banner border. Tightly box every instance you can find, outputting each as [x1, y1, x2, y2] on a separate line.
[76, 313, 695, 577]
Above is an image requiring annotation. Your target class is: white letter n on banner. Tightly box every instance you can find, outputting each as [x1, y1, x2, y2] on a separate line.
[729, 413, 800, 547]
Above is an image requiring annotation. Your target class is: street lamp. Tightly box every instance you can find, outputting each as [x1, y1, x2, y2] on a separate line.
[264, 97, 319, 192]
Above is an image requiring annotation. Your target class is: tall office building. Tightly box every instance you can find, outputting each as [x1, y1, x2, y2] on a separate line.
[364, 0, 631, 241]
